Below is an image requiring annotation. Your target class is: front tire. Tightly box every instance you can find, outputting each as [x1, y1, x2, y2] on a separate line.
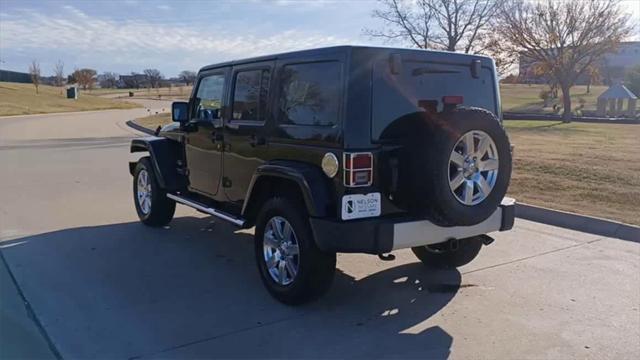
[255, 196, 336, 305]
[133, 157, 175, 226]
[411, 236, 484, 269]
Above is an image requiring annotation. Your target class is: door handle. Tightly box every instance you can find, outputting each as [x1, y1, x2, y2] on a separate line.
[248, 135, 266, 147]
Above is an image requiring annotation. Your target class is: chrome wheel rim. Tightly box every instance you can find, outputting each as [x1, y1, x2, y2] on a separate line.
[263, 216, 300, 286]
[136, 169, 152, 214]
[448, 130, 499, 205]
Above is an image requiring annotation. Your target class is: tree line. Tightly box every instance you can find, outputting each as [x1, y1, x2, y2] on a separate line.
[366, 0, 633, 122]
[28, 62, 197, 91]
[25, 0, 635, 121]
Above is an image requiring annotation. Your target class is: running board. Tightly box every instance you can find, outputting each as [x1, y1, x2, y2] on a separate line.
[166, 194, 245, 227]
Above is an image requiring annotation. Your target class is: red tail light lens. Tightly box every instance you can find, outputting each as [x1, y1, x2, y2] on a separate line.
[442, 95, 464, 105]
[343, 152, 373, 187]
[345, 153, 372, 169]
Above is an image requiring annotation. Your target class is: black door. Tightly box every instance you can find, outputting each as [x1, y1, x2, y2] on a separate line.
[223, 62, 273, 205]
[185, 70, 228, 198]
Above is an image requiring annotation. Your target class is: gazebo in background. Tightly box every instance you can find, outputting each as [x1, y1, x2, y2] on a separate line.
[596, 84, 637, 117]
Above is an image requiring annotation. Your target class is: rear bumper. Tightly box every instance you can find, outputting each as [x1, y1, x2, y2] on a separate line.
[310, 198, 515, 254]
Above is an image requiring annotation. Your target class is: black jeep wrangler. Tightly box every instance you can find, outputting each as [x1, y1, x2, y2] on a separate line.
[129, 46, 515, 305]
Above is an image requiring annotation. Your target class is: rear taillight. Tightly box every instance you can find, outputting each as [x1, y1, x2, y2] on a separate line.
[442, 95, 464, 105]
[343, 152, 373, 187]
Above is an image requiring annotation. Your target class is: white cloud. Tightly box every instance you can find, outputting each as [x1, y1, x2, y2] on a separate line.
[0, 5, 353, 73]
[272, 0, 335, 6]
[157, 4, 171, 11]
[251, 0, 338, 7]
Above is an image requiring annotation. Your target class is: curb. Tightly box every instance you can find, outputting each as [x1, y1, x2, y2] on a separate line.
[516, 203, 639, 242]
[502, 112, 640, 125]
[503, 112, 639, 124]
[0, 107, 139, 120]
[123, 120, 639, 242]
[125, 120, 156, 136]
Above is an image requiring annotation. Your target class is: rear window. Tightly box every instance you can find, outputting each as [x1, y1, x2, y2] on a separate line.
[372, 58, 497, 140]
[277, 62, 341, 126]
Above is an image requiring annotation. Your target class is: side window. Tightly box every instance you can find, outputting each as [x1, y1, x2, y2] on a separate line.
[231, 69, 270, 122]
[278, 62, 341, 126]
[193, 73, 225, 119]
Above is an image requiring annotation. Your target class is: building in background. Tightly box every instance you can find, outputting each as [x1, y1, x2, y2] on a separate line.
[0, 69, 31, 83]
[601, 41, 640, 84]
[518, 41, 640, 85]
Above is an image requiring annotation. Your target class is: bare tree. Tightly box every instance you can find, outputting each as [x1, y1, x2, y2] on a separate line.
[72, 68, 97, 90]
[483, 31, 520, 76]
[365, 0, 500, 53]
[494, 0, 632, 122]
[29, 60, 41, 94]
[99, 72, 119, 88]
[531, 61, 559, 98]
[179, 70, 196, 86]
[122, 72, 142, 89]
[585, 65, 602, 94]
[53, 60, 65, 87]
[67, 72, 76, 85]
[365, 0, 435, 49]
[143, 69, 163, 88]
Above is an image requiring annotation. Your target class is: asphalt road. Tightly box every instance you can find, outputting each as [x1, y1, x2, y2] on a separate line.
[1, 102, 639, 359]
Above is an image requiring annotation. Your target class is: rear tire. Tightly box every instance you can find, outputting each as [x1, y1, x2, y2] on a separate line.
[133, 157, 175, 227]
[255, 196, 336, 305]
[411, 236, 484, 269]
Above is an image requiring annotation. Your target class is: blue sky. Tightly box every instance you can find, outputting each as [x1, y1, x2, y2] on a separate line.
[1, 0, 638, 78]
[0, 0, 384, 77]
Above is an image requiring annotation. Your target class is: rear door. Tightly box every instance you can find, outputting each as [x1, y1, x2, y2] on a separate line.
[185, 69, 229, 198]
[222, 61, 274, 205]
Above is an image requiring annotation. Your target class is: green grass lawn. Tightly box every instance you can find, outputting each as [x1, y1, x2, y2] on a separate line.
[133, 112, 171, 129]
[90, 86, 192, 100]
[505, 120, 639, 225]
[39, 81, 603, 116]
[134, 112, 639, 225]
[0, 82, 139, 116]
[500, 83, 608, 114]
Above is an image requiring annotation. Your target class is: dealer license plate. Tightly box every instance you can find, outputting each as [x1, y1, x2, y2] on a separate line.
[341, 193, 381, 220]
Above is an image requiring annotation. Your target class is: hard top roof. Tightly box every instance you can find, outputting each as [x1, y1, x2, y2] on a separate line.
[198, 45, 492, 72]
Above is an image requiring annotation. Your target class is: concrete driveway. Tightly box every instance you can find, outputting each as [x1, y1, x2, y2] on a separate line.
[1, 104, 639, 359]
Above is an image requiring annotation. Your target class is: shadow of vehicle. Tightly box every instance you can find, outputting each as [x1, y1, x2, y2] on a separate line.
[0, 216, 460, 359]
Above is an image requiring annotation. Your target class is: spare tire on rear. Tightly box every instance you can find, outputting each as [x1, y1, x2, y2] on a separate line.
[398, 107, 511, 226]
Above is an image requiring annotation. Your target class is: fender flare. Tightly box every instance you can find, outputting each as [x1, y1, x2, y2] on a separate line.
[129, 137, 187, 191]
[241, 161, 334, 221]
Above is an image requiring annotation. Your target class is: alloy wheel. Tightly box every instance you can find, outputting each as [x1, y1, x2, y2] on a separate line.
[263, 216, 300, 286]
[136, 169, 152, 214]
[448, 130, 499, 205]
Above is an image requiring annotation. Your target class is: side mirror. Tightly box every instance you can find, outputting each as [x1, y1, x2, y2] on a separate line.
[172, 101, 189, 123]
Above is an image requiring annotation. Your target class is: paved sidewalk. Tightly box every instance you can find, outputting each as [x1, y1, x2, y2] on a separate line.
[0, 254, 56, 359]
[1, 105, 638, 359]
